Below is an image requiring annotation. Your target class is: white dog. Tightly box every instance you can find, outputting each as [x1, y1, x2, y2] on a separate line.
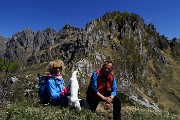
[68, 70, 81, 110]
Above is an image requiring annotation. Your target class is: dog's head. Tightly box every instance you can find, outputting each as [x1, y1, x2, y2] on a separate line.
[73, 70, 79, 75]
[71, 70, 80, 79]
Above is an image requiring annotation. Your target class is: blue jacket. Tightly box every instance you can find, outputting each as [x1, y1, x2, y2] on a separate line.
[47, 77, 68, 104]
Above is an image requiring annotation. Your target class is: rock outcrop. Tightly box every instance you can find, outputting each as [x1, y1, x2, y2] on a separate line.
[0, 11, 179, 112]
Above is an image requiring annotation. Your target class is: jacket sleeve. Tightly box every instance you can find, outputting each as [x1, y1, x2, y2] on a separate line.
[47, 78, 61, 100]
[111, 76, 117, 96]
[89, 71, 99, 94]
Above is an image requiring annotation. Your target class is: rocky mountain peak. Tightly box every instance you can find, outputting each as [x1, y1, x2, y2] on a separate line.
[0, 11, 179, 112]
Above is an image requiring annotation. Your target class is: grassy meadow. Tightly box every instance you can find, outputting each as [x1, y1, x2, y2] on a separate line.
[1, 100, 180, 120]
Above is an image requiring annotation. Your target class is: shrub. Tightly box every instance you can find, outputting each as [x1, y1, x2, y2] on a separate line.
[0, 59, 22, 73]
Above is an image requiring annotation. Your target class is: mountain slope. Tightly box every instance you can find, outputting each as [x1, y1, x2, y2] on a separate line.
[0, 11, 179, 113]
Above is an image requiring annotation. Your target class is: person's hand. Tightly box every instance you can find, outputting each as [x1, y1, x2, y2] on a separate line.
[61, 87, 68, 95]
[103, 96, 113, 103]
[104, 102, 111, 110]
[96, 92, 114, 103]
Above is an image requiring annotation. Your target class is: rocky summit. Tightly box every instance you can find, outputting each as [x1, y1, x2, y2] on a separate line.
[0, 11, 180, 113]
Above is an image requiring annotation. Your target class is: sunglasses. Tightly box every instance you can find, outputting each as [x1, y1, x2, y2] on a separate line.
[105, 67, 112, 72]
[53, 66, 62, 70]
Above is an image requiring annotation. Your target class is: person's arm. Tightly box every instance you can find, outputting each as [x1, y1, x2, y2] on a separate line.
[61, 81, 70, 96]
[103, 76, 117, 103]
[90, 71, 107, 101]
[96, 91, 105, 99]
[89, 71, 99, 94]
[47, 78, 61, 100]
[111, 76, 117, 96]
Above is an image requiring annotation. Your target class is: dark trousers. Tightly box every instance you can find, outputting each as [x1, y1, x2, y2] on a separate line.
[86, 95, 121, 120]
[50, 96, 69, 107]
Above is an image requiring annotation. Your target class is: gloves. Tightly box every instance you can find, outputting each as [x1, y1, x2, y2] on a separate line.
[61, 87, 69, 95]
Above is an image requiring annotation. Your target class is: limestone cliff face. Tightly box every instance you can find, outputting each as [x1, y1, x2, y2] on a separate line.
[0, 36, 9, 59]
[0, 11, 179, 112]
[2, 12, 178, 65]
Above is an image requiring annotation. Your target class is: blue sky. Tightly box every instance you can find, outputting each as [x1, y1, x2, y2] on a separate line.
[0, 0, 179, 40]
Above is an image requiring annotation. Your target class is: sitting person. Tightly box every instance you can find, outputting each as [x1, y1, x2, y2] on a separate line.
[46, 59, 69, 106]
[40, 59, 89, 108]
[86, 60, 121, 120]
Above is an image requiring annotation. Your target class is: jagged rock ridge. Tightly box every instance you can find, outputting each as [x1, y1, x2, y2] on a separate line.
[0, 11, 179, 113]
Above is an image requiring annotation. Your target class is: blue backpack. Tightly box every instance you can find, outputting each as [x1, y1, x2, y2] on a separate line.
[38, 75, 51, 104]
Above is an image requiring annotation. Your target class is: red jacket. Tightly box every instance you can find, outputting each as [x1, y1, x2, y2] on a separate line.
[86, 69, 117, 99]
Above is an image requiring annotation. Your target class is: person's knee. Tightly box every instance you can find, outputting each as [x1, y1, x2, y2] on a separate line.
[80, 99, 90, 109]
[113, 96, 121, 105]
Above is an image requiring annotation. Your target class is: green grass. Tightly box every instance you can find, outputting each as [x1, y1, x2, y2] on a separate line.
[1, 100, 104, 120]
[122, 106, 180, 120]
[1, 100, 180, 120]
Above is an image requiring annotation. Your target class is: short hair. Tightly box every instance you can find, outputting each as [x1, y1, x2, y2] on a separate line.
[102, 60, 113, 69]
[47, 59, 65, 73]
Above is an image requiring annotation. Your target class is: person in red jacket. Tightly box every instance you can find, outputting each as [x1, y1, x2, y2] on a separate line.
[86, 60, 121, 120]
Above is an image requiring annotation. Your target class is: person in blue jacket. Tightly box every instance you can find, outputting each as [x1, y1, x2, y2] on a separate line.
[46, 59, 69, 106]
[86, 60, 121, 120]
